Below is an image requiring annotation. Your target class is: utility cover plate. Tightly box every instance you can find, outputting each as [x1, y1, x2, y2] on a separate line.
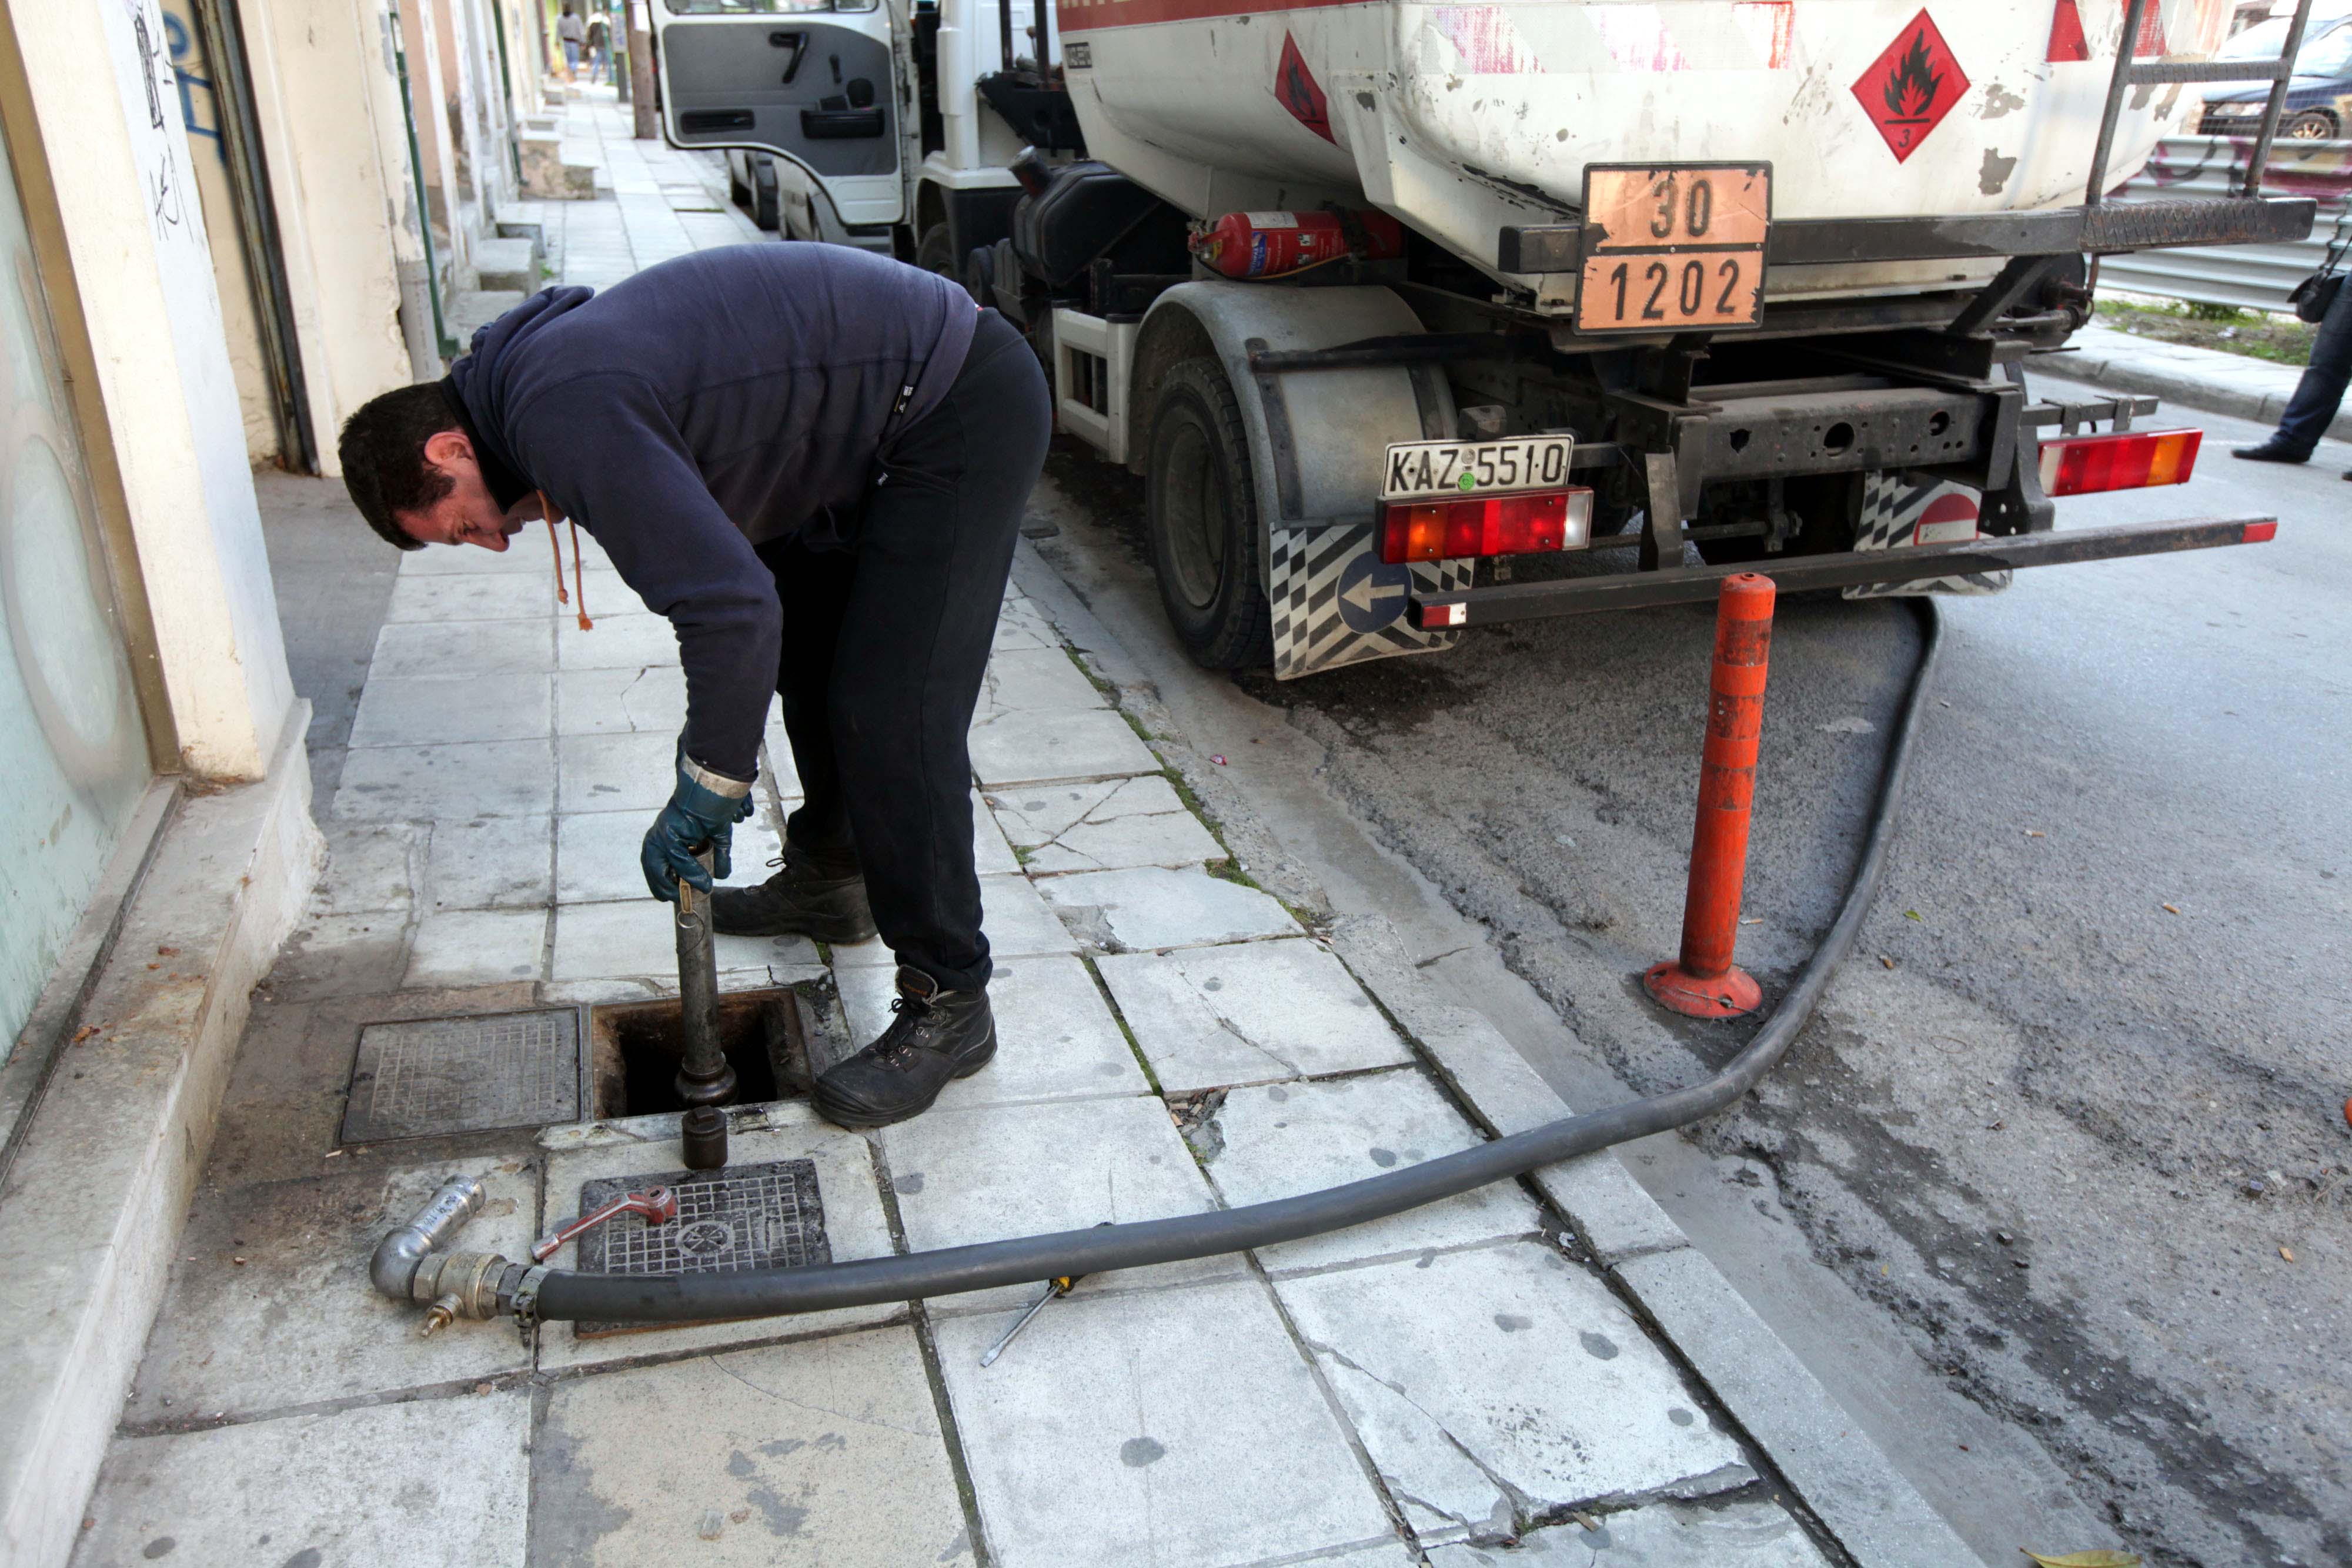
[342, 1008, 582, 1143]
[571, 1159, 831, 1337]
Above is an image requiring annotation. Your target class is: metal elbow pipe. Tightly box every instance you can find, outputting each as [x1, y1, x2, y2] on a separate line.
[370, 1174, 487, 1300]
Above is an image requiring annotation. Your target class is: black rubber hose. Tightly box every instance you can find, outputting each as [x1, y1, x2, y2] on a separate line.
[534, 600, 1943, 1324]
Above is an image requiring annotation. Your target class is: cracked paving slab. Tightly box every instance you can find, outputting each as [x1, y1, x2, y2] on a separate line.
[988, 775, 1224, 874]
[1423, 1495, 1830, 1566]
[1037, 865, 1299, 953]
[1094, 937, 1411, 1094]
[1276, 1245, 1752, 1542]
[931, 1279, 1395, 1568]
[1203, 1069, 1544, 1272]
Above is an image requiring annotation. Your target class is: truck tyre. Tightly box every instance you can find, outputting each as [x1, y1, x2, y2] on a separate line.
[916, 221, 956, 278]
[1147, 357, 1274, 669]
[751, 159, 780, 231]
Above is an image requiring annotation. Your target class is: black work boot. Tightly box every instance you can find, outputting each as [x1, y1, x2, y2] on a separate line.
[2230, 440, 2311, 464]
[813, 967, 995, 1128]
[711, 843, 877, 943]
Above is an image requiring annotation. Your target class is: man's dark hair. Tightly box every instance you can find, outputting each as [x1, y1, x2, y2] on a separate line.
[338, 383, 461, 551]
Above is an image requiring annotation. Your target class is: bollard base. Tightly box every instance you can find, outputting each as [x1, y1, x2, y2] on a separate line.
[1643, 960, 1762, 1019]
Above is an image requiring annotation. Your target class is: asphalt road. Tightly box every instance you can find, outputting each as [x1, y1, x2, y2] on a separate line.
[1028, 374, 2348, 1568]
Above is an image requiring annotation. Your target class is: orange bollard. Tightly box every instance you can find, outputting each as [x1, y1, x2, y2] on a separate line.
[1645, 573, 1776, 1019]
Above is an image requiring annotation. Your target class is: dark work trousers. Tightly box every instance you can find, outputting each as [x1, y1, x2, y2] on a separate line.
[2274, 276, 2352, 456]
[754, 310, 1049, 995]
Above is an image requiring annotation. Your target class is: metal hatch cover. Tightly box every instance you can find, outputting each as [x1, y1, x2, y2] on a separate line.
[570, 1158, 832, 1336]
[341, 1008, 583, 1144]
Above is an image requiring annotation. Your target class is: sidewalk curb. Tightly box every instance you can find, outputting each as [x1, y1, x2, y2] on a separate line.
[1014, 549, 1986, 1568]
[2052, 325, 2352, 445]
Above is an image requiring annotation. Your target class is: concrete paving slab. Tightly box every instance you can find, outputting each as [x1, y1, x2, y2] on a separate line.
[759, 714, 804, 799]
[351, 672, 552, 748]
[550, 898, 820, 987]
[312, 822, 423, 916]
[76, 1390, 530, 1567]
[123, 1160, 537, 1421]
[268, 912, 409, 1001]
[883, 1095, 1232, 1313]
[836, 874, 1078, 969]
[1277, 1245, 1751, 1539]
[1205, 1070, 1542, 1272]
[973, 793, 1021, 875]
[561, 810, 780, 905]
[1611, 1247, 1979, 1568]
[1040, 865, 1300, 953]
[975, 646, 1105, 718]
[575, 568, 653, 617]
[559, 729, 679, 813]
[1094, 938, 1404, 1092]
[385, 569, 560, 622]
[932, 1279, 1395, 1568]
[332, 738, 556, 821]
[1425, 1496, 1832, 1566]
[369, 616, 553, 677]
[1027, 807, 1224, 874]
[532, 1328, 965, 1566]
[537, 1116, 900, 1368]
[987, 774, 1161, 845]
[836, 954, 1148, 1108]
[558, 610, 681, 670]
[968, 707, 1159, 787]
[405, 907, 550, 987]
[425, 813, 554, 912]
[992, 594, 1057, 653]
[554, 664, 688, 735]
[993, 773, 1224, 872]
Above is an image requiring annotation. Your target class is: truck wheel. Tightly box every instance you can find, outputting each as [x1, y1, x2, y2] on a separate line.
[1147, 357, 1274, 668]
[916, 221, 956, 278]
[753, 163, 781, 232]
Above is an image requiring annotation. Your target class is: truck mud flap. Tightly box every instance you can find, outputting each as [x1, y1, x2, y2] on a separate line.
[1269, 524, 1469, 679]
[1845, 473, 2011, 601]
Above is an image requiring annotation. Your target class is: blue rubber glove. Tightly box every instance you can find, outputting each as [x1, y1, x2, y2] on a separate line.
[640, 747, 756, 902]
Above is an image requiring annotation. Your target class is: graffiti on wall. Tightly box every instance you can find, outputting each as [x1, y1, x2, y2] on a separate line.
[122, 0, 196, 245]
[161, 8, 228, 165]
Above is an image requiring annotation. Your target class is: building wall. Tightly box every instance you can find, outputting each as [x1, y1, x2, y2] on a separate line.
[158, 0, 279, 467]
[6, 0, 295, 780]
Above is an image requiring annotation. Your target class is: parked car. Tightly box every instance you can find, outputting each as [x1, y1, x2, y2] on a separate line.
[723, 148, 780, 230]
[2200, 13, 2352, 137]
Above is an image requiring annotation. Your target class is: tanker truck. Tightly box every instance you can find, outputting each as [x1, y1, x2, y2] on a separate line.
[649, 0, 2316, 676]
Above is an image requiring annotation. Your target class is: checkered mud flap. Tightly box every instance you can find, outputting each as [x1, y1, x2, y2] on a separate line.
[1844, 472, 2013, 600]
[1269, 524, 1472, 678]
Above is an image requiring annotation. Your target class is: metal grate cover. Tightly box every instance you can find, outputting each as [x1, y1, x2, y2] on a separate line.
[572, 1159, 831, 1335]
[341, 1009, 581, 1144]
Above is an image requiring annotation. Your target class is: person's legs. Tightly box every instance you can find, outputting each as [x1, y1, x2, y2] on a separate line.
[810, 312, 1050, 1126]
[709, 537, 876, 941]
[563, 38, 581, 75]
[2238, 280, 2352, 460]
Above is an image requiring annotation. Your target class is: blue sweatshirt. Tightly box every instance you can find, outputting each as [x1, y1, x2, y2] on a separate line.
[442, 243, 978, 781]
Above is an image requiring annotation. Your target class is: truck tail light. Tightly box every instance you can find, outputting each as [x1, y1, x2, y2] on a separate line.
[2037, 428, 2201, 497]
[1379, 489, 1594, 564]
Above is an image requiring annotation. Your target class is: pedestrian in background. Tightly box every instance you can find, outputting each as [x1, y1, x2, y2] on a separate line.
[2233, 232, 2352, 481]
[586, 10, 611, 84]
[556, 3, 586, 80]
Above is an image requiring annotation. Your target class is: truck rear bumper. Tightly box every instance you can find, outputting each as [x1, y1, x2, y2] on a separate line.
[1409, 516, 2277, 628]
[1498, 197, 2318, 275]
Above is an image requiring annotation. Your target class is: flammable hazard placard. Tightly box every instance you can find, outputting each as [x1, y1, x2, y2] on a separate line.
[1852, 9, 1970, 163]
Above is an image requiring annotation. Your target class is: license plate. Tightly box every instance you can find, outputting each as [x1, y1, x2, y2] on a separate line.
[1576, 162, 1771, 335]
[1381, 436, 1576, 502]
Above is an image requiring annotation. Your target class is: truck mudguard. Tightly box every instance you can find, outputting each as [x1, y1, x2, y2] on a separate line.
[1130, 282, 1471, 677]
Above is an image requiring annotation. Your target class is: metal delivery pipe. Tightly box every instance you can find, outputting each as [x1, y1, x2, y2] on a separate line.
[522, 600, 1943, 1326]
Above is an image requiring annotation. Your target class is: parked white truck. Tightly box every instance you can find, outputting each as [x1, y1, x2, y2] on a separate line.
[652, 0, 2314, 675]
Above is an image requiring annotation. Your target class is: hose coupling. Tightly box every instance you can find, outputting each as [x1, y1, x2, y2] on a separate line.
[409, 1248, 515, 1323]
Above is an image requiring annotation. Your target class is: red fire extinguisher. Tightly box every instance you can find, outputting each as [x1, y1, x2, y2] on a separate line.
[1190, 208, 1405, 279]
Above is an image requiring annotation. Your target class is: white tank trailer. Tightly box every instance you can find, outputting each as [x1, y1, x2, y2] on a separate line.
[652, 0, 2317, 675]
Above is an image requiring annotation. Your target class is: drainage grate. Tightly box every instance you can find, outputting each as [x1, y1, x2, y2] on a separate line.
[341, 1009, 581, 1144]
[571, 1158, 831, 1336]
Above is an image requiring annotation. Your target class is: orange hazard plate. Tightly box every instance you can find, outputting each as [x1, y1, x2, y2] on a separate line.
[1576, 163, 1772, 334]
